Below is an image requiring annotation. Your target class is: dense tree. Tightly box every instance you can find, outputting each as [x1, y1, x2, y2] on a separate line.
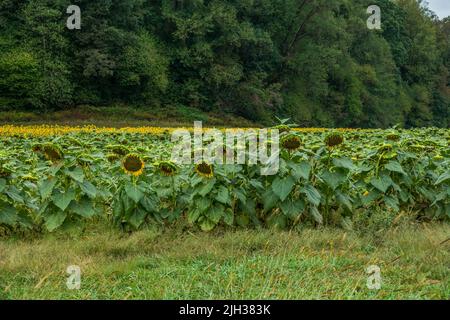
[0, 0, 448, 127]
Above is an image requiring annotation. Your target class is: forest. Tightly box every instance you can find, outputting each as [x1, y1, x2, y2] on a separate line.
[0, 0, 449, 128]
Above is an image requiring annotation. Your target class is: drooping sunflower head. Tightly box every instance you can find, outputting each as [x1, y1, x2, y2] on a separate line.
[0, 165, 12, 178]
[378, 144, 393, 153]
[158, 161, 178, 177]
[107, 153, 121, 163]
[325, 133, 344, 148]
[122, 153, 145, 176]
[32, 143, 42, 153]
[42, 143, 63, 162]
[281, 134, 302, 151]
[77, 154, 93, 167]
[386, 132, 400, 141]
[108, 145, 130, 156]
[273, 124, 291, 134]
[195, 161, 214, 178]
[66, 136, 83, 146]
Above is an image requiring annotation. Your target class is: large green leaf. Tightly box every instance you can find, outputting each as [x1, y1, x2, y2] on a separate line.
[39, 178, 57, 199]
[125, 183, 144, 203]
[310, 206, 323, 224]
[370, 175, 392, 193]
[52, 189, 76, 211]
[0, 201, 17, 225]
[361, 190, 381, 206]
[385, 161, 406, 175]
[266, 213, 287, 229]
[280, 199, 305, 218]
[215, 186, 230, 205]
[196, 197, 211, 213]
[321, 171, 346, 190]
[302, 184, 321, 206]
[140, 196, 157, 212]
[272, 176, 295, 201]
[435, 172, 450, 185]
[5, 187, 24, 204]
[45, 211, 67, 232]
[188, 208, 201, 224]
[80, 181, 97, 198]
[262, 190, 279, 212]
[332, 157, 355, 171]
[208, 204, 224, 224]
[236, 214, 250, 227]
[336, 190, 352, 211]
[384, 195, 399, 212]
[129, 207, 147, 228]
[292, 161, 311, 180]
[199, 217, 216, 232]
[66, 167, 85, 183]
[198, 179, 216, 197]
[70, 197, 96, 218]
[223, 208, 234, 226]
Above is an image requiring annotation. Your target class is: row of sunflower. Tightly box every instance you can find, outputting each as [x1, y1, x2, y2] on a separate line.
[0, 126, 449, 233]
[0, 125, 359, 137]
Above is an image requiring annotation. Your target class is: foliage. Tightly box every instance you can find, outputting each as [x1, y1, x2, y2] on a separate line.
[0, 0, 448, 127]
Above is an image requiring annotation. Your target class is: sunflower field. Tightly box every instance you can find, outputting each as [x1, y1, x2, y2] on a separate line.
[0, 125, 449, 234]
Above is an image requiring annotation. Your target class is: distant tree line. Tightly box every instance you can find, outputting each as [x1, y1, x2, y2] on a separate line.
[0, 0, 448, 127]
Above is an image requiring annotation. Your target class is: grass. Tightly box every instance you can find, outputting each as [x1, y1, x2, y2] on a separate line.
[0, 223, 448, 300]
[0, 105, 259, 128]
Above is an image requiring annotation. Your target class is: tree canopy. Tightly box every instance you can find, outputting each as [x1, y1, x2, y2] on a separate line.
[0, 0, 448, 127]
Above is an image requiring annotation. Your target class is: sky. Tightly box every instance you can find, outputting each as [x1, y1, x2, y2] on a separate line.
[426, 0, 450, 19]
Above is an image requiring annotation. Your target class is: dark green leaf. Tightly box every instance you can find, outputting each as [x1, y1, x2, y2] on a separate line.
[52, 189, 76, 211]
[125, 183, 144, 203]
[272, 176, 295, 201]
[385, 161, 406, 175]
[302, 184, 321, 206]
[45, 211, 67, 232]
[39, 178, 57, 199]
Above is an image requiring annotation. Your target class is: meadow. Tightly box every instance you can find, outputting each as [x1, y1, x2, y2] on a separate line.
[0, 225, 448, 299]
[0, 125, 449, 299]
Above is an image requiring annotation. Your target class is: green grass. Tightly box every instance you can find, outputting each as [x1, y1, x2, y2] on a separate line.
[0, 224, 448, 300]
[0, 105, 259, 127]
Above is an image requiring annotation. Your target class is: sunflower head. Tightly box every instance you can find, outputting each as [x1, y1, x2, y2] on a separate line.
[273, 124, 291, 134]
[386, 132, 400, 141]
[325, 133, 344, 148]
[122, 153, 145, 176]
[66, 136, 83, 146]
[0, 165, 12, 178]
[42, 144, 63, 162]
[77, 154, 93, 167]
[158, 161, 178, 176]
[281, 134, 302, 151]
[378, 144, 393, 152]
[32, 143, 42, 153]
[107, 153, 121, 163]
[108, 145, 130, 156]
[195, 162, 214, 178]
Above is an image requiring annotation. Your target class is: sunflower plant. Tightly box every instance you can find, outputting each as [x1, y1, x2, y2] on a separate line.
[36, 152, 102, 232]
[186, 162, 238, 231]
[0, 161, 36, 232]
[112, 154, 160, 230]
